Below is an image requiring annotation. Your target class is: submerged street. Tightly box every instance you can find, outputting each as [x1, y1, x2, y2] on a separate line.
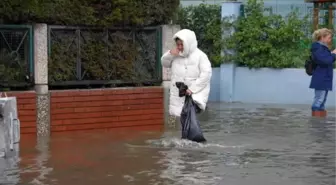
[1, 103, 335, 185]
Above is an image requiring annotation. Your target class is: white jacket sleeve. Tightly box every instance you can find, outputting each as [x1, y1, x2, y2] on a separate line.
[161, 51, 175, 68]
[189, 54, 212, 94]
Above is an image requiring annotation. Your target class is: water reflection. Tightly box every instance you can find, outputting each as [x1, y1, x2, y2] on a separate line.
[0, 103, 334, 185]
[308, 118, 335, 185]
[0, 144, 20, 184]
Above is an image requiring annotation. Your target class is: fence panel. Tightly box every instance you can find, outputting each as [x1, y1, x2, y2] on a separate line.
[48, 26, 162, 88]
[0, 25, 34, 89]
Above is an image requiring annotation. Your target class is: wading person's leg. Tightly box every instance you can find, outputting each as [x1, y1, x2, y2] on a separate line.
[320, 91, 329, 111]
[312, 90, 328, 111]
[312, 90, 328, 117]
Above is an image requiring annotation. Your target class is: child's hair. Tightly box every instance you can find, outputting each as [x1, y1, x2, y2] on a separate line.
[312, 28, 333, 42]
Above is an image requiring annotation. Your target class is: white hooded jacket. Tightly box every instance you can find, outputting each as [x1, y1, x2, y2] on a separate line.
[161, 29, 212, 117]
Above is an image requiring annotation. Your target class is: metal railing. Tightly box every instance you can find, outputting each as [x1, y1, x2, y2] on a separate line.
[48, 26, 162, 88]
[0, 25, 34, 90]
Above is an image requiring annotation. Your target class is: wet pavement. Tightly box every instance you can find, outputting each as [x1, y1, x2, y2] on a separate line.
[0, 103, 335, 185]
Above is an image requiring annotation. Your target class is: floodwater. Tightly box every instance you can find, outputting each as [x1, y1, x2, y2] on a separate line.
[0, 103, 335, 185]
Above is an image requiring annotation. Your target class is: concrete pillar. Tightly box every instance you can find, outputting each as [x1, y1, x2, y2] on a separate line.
[220, 2, 242, 103]
[220, 63, 236, 102]
[34, 136, 51, 181]
[161, 25, 181, 82]
[161, 25, 180, 128]
[221, 2, 242, 22]
[34, 24, 50, 137]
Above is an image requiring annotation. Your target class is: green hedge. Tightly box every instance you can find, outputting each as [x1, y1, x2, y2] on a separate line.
[175, 0, 312, 68]
[174, 4, 223, 67]
[0, 0, 180, 26]
[224, 0, 311, 68]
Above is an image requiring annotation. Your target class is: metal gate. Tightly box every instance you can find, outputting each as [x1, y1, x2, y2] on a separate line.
[0, 25, 34, 89]
[48, 26, 162, 88]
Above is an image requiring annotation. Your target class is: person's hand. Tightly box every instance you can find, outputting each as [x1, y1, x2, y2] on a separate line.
[170, 48, 179, 56]
[332, 49, 336, 54]
[186, 89, 192, 96]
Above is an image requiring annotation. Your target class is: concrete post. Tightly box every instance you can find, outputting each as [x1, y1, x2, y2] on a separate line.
[34, 24, 50, 137]
[161, 25, 180, 128]
[161, 25, 181, 82]
[220, 63, 236, 102]
[220, 2, 242, 103]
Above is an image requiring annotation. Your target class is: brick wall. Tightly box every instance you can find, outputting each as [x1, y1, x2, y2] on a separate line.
[6, 91, 37, 134]
[50, 87, 164, 132]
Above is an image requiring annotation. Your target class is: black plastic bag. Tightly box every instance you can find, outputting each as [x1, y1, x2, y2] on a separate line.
[176, 82, 206, 143]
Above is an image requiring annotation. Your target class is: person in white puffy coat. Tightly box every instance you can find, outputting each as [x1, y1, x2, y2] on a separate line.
[161, 29, 212, 117]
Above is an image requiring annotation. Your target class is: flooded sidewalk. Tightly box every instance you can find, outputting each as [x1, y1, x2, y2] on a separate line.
[1, 103, 335, 185]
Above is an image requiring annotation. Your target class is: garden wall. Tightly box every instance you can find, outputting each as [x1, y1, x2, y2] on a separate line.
[50, 87, 164, 132]
[5, 87, 164, 135]
[209, 64, 336, 107]
[6, 91, 37, 134]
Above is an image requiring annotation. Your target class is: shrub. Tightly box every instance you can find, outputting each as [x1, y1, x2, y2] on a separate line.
[174, 4, 223, 67]
[175, 0, 312, 68]
[223, 0, 312, 68]
[0, 0, 180, 26]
